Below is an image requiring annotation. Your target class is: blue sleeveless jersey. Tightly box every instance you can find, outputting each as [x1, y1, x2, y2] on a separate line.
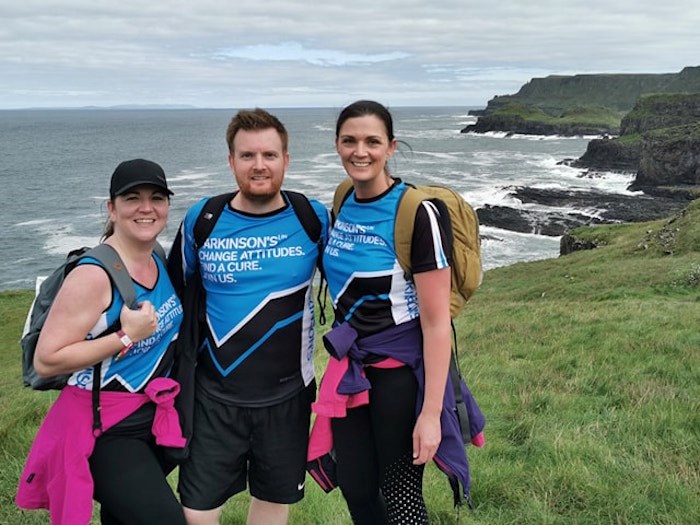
[323, 181, 448, 338]
[68, 254, 183, 393]
[177, 194, 329, 406]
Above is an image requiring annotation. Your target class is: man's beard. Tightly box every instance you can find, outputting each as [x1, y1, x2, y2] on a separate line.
[238, 186, 280, 204]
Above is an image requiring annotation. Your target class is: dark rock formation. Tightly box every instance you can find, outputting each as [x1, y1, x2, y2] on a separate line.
[632, 123, 700, 189]
[462, 115, 616, 137]
[466, 76, 700, 255]
[621, 93, 700, 135]
[560, 234, 605, 255]
[513, 187, 690, 222]
[477, 204, 603, 236]
[574, 93, 700, 174]
[476, 187, 690, 237]
[571, 136, 640, 172]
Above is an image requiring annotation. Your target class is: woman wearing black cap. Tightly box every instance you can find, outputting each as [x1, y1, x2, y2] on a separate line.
[16, 159, 186, 524]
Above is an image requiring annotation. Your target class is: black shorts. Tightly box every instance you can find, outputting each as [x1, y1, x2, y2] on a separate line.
[178, 385, 314, 510]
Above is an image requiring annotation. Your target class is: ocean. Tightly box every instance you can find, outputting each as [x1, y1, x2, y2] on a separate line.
[0, 106, 637, 291]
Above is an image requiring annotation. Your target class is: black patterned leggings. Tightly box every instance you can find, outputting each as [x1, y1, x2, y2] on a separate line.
[331, 365, 428, 525]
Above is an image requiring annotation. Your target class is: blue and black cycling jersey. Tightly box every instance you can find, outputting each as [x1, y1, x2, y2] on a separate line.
[323, 180, 449, 338]
[69, 254, 182, 393]
[173, 194, 329, 407]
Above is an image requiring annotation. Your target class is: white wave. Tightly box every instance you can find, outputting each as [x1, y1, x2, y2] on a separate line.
[42, 232, 174, 257]
[454, 114, 478, 123]
[412, 150, 463, 161]
[468, 151, 502, 166]
[480, 226, 562, 271]
[0, 107, 653, 292]
[15, 212, 103, 229]
[0, 277, 33, 289]
[170, 170, 220, 182]
[398, 129, 460, 141]
[464, 187, 522, 209]
[306, 152, 339, 165]
[533, 155, 578, 171]
[44, 234, 101, 256]
[581, 171, 639, 194]
[517, 200, 599, 217]
[463, 131, 605, 141]
[15, 218, 55, 227]
[509, 133, 604, 141]
[464, 131, 510, 139]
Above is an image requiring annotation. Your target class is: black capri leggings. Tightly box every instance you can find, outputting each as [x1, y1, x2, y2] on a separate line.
[331, 365, 428, 525]
[89, 430, 185, 525]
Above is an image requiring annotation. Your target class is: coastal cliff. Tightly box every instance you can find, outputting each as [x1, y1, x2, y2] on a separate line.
[469, 87, 700, 238]
[631, 122, 700, 196]
[464, 101, 620, 136]
[463, 66, 700, 137]
[574, 93, 700, 188]
[571, 93, 700, 202]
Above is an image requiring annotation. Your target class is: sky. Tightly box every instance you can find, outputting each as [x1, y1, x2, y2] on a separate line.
[1, 1, 699, 110]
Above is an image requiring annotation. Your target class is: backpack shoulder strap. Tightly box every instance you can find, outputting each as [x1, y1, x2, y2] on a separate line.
[81, 243, 137, 432]
[152, 241, 166, 262]
[331, 178, 355, 222]
[284, 190, 327, 323]
[334, 180, 432, 277]
[194, 193, 235, 248]
[395, 185, 456, 277]
[393, 185, 427, 276]
[284, 190, 322, 243]
[83, 244, 138, 309]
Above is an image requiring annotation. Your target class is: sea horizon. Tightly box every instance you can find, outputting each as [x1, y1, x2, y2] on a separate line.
[0, 103, 486, 112]
[0, 106, 629, 292]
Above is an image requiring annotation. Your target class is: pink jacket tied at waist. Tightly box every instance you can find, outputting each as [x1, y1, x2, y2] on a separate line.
[16, 378, 185, 525]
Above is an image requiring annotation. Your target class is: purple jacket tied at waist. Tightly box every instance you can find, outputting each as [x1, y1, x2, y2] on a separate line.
[308, 320, 485, 505]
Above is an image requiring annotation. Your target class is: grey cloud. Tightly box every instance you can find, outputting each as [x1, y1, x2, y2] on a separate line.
[0, 0, 698, 108]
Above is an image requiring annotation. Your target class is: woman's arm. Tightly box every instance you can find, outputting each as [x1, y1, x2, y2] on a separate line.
[33, 264, 157, 377]
[411, 265, 452, 465]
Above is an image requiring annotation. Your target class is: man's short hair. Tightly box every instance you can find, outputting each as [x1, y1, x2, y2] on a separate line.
[226, 108, 289, 153]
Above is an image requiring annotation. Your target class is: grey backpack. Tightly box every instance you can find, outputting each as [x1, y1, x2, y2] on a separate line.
[21, 243, 164, 390]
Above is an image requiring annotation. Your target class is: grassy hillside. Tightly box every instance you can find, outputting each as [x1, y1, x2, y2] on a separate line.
[575, 92, 700, 177]
[621, 93, 700, 135]
[473, 67, 700, 135]
[490, 101, 622, 130]
[486, 67, 700, 116]
[2, 201, 700, 523]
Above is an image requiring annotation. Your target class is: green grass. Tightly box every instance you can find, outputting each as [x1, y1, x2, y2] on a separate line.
[645, 122, 700, 142]
[627, 93, 700, 119]
[613, 133, 642, 145]
[2, 203, 700, 523]
[491, 101, 623, 129]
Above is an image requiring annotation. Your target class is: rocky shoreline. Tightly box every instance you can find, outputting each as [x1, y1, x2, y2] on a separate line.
[468, 91, 700, 249]
[475, 185, 691, 237]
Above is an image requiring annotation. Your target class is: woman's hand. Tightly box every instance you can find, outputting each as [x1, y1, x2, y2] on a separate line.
[119, 301, 158, 343]
[412, 410, 442, 465]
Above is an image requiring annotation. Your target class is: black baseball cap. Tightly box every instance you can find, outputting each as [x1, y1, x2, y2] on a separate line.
[109, 159, 174, 198]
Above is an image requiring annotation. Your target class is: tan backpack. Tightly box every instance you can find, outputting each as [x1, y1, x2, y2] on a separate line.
[330, 179, 485, 447]
[332, 179, 482, 318]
